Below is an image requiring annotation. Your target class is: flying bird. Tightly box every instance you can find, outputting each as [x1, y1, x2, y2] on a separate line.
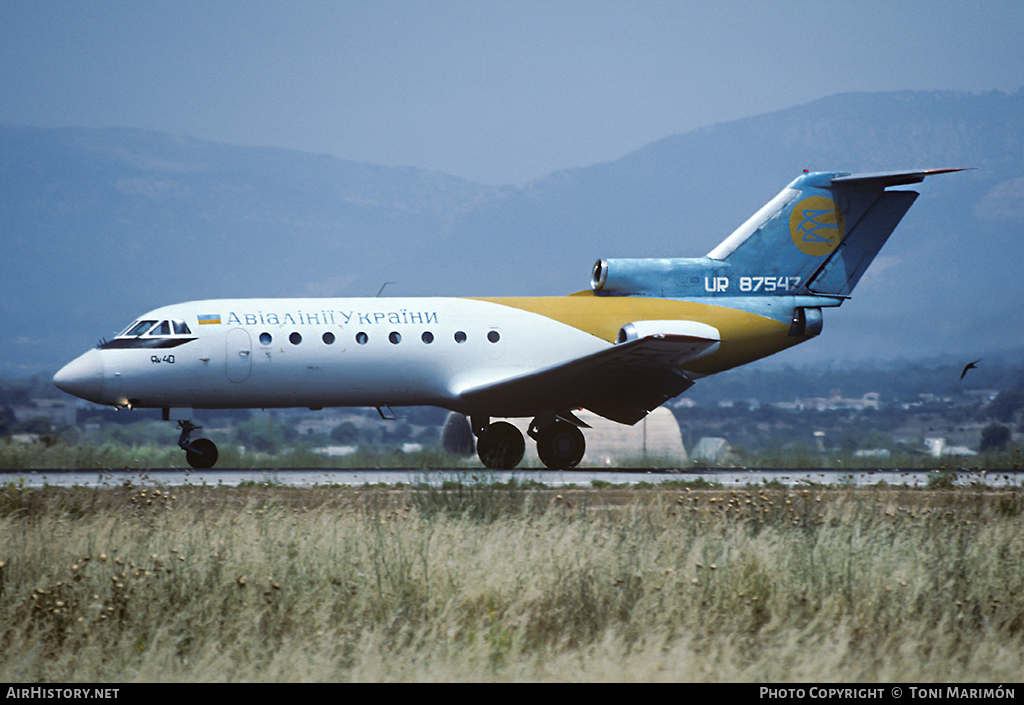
[960, 359, 981, 380]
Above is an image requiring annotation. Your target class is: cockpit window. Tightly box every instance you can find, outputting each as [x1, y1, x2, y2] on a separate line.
[124, 320, 157, 337]
[119, 319, 192, 338]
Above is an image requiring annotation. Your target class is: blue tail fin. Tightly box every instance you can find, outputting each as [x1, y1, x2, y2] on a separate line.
[707, 169, 964, 296]
[590, 169, 964, 300]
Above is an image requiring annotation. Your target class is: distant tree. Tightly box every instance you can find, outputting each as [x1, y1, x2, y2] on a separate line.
[989, 390, 1024, 424]
[380, 420, 412, 443]
[234, 416, 296, 452]
[980, 422, 1012, 452]
[839, 432, 860, 454]
[330, 421, 360, 444]
[402, 406, 449, 427]
[14, 416, 53, 435]
[862, 428, 894, 450]
[0, 381, 30, 406]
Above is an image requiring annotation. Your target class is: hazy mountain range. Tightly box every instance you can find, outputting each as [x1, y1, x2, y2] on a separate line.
[2, 88, 1022, 377]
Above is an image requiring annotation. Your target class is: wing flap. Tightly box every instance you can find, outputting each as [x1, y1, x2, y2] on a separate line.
[459, 332, 717, 424]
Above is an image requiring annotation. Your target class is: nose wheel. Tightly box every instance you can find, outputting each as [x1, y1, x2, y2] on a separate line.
[185, 438, 219, 469]
[177, 420, 219, 469]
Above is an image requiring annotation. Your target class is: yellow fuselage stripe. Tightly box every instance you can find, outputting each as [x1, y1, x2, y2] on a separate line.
[468, 292, 804, 376]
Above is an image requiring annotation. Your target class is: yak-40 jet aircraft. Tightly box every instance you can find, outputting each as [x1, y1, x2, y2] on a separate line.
[55, 168, 963, 469]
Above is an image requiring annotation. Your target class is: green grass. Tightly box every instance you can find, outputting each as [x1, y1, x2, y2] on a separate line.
[1, 484, 1022, 681]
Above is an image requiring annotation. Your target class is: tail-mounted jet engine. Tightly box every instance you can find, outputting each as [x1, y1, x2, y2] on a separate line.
[591, 257, 726, 298]
[592, 258, 697, 295]
[789, 307, 823, 337]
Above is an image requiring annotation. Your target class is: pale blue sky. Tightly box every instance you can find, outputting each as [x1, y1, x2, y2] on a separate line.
[2, 0, 1022, 184]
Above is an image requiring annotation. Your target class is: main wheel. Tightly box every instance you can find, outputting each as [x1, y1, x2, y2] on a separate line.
[185, 438, 219, 469]
[536, 421, 585, 469]
[476, 421, 525, 469]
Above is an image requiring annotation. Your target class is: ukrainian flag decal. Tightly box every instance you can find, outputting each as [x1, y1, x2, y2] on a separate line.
[198, 314, 222, 325]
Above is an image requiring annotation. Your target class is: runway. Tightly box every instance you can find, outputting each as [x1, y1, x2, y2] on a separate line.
[3, 467, 1022, 489]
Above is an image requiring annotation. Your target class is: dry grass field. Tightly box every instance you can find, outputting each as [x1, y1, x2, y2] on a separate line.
[1, 480, 1022, 682]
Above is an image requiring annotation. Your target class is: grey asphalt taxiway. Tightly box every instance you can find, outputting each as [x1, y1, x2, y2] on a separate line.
[3, 467, 1021, 489]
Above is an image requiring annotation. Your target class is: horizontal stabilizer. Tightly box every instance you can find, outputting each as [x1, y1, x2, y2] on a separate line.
[830, 168, 969, 188]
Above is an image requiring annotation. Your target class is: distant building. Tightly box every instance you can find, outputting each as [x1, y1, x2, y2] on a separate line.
[924, 437, 978, 458]
[691, 437, 731, 463]
[854, 448, 892, 459]
[314, 445, 358, 457]
[440, 413, 476, 455]
[776, 391, 881, 412]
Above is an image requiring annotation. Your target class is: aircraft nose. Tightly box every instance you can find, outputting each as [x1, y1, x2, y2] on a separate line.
[54, 349, 105, 403]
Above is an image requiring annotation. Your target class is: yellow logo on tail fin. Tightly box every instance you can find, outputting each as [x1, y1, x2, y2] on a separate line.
[789, 196, 845, 256]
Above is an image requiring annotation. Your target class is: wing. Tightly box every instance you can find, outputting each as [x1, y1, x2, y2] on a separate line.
[459, 332, 718, 425]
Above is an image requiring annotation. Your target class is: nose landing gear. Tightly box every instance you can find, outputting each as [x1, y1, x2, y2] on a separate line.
[177, 420, 219, 469]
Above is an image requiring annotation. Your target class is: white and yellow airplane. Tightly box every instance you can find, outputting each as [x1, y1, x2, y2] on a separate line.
[54, 168, 963, 469]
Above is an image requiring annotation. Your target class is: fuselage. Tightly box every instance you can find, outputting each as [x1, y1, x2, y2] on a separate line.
[50, 168, 961, 470]
[54, 292, 805, 417]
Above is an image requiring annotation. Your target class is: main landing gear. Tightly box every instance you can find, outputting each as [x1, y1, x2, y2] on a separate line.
[472, 415, 586, 470]
[533, 420, 585, 470]
[177, 420, 219, 469]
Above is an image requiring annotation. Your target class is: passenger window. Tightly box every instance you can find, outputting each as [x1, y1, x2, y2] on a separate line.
[389, 332, 402, 344]
[322, 332, 335, 345]
[356, 332, 368, 345]
[260, 333, 273, 345]
[455, 331, 467, 343]
[487, 330, 500, 343]
[173, 320, 192, 335]
[289, 332, 302, 345]
[422, 331, 434, 344]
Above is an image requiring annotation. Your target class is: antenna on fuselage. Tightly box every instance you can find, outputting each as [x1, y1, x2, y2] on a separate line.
[376, 282, 396, 297]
